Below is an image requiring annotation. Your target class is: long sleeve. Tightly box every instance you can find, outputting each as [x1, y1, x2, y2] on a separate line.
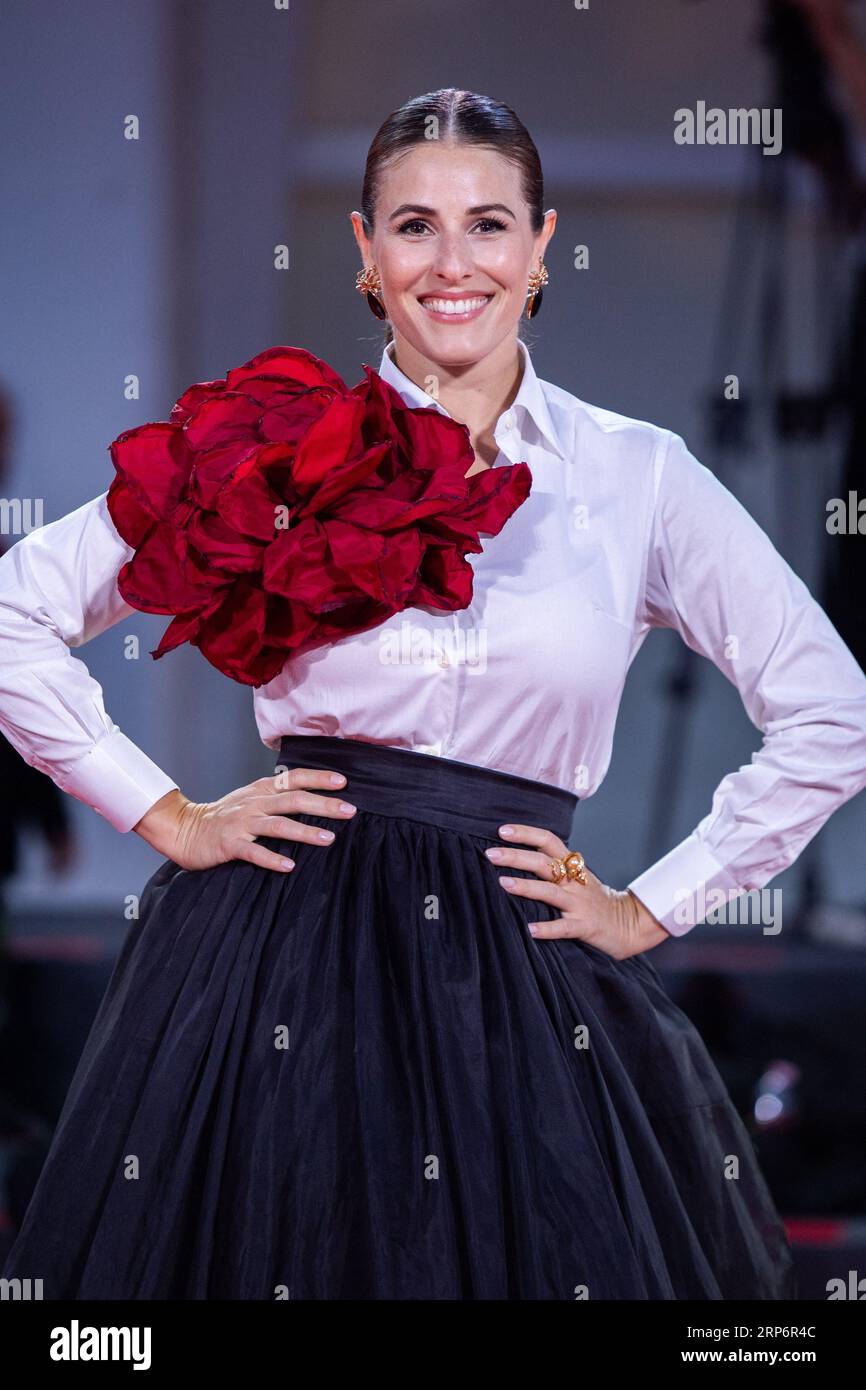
[627, 430, 866, 937]
[0, 492, 180, 832]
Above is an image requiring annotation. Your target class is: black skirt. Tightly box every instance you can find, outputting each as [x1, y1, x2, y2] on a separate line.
[2, 734, 797, 1299]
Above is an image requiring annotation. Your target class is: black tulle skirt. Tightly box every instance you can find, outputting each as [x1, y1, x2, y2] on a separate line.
[2, 734, 797, 1300]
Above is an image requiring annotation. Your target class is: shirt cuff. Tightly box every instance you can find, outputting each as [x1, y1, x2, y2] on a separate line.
[626, 833, 742, 938]
[51, 727, 180, 833]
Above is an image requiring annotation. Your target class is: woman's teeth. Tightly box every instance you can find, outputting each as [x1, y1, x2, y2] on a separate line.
[420, 296, 491, 316]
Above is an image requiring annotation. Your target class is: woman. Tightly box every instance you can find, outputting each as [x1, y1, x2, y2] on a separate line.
[2, 88, 865, 1301]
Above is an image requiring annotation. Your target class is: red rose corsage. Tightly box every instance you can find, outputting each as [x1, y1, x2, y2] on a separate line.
[106, 345, 532, 687]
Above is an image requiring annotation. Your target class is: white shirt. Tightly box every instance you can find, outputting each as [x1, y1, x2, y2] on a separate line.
[1, 338, 865, 937]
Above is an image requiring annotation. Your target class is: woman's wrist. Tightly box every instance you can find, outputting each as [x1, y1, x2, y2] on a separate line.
[133, 787, 199, 859]
[626, 887, 672, 946]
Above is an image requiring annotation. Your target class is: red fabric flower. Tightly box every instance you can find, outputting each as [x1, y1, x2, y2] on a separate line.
[106, 345, 532, 687]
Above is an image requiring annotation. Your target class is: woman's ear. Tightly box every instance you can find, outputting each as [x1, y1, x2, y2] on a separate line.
[349, 211, 371, 264]
[537, 207, 557, 260]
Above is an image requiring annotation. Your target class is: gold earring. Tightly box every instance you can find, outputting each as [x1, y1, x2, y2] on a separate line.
[525, 260, 549, 319]
[355, 265, 387, 320]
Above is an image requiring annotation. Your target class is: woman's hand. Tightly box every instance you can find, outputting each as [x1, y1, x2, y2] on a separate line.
[485, 822, 671, 959]
[133, 767, 357, 872]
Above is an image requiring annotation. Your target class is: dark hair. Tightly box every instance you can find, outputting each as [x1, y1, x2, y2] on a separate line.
[360, 88, 544, 345]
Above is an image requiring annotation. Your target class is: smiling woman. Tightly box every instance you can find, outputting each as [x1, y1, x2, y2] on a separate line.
[349, 94, 554, 469]
[394, 201, 515, 327]
[3, 86, 865, 1302]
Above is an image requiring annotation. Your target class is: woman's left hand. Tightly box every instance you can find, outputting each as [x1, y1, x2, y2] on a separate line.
[485, 822, 671, 959]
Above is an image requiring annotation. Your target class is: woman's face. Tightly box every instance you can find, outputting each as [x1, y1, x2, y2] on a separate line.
[351, 141, 555, 369]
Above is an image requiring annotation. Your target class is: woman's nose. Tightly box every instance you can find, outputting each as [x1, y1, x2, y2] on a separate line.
[430, 234, 476, 282]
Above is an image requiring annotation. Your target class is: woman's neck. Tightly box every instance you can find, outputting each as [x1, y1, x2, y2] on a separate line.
[389, 334, 524, 473]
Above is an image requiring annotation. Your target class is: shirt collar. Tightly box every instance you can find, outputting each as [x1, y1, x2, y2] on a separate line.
[376, 338, 566, 461]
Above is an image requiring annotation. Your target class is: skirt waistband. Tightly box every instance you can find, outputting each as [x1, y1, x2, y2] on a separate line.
[276, 735, 578, 842]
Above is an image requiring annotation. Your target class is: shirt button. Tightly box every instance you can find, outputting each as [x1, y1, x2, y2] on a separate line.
[439, 653, 450, 668]
[419, 741, 443, 756]
[503, 411, 516, 430]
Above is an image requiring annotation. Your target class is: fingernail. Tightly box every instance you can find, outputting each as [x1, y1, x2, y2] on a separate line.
[500, 876, 514, 887]
[499, 825, 515, 836]
[280, 858, 295, 870]
[528, 924, 539, 935]
[318, 829, 335, 842]
[329, 773, 345, 786]
[339, 802, 356, 813]
[485, 847, 503, 860]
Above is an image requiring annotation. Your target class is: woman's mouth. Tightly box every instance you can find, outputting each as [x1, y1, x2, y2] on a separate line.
[418, 294, 493, 324]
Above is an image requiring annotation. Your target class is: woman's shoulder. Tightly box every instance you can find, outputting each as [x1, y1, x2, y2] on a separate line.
[536, 373, 674, 470]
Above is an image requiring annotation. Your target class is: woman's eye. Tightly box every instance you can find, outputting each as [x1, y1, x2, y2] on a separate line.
[395, 217, 508, 236]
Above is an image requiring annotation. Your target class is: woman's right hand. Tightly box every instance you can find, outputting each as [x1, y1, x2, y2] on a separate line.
[132, 767, 357, 871]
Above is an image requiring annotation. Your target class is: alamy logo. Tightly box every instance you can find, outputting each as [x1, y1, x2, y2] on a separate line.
[0, 497, 43, 536]
[0, 1276, 43, 1300]
[49, 1320, 151, 1370]
[826, 492, 866, 534]
[826, 1270, 866, 1300]
[673, 885, 782, 934]
[378, 619, 488, 673]
[674, 101, 782, 156]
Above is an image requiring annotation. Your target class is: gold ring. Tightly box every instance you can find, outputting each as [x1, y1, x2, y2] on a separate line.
[563, 852, 588, 885]
[549, 858, 566, 884]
